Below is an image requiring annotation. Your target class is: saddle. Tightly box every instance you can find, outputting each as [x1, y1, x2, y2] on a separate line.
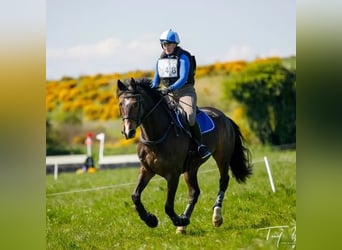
[166, 97, 214, 135]
[171, 108, 215, 134]
[166, 100, 215, 172]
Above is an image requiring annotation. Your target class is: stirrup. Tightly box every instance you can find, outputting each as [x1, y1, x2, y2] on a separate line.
[198, 145, 211, 159]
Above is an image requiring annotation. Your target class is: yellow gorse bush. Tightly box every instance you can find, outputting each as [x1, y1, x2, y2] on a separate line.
[46, 62, 247, 121]
[46, 58, 284, 122]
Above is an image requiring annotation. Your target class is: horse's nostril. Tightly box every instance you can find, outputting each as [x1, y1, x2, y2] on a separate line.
[127, 129, 136, 139]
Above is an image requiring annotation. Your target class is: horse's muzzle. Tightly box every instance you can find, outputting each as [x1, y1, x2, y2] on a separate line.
[122, 129, 136, 139]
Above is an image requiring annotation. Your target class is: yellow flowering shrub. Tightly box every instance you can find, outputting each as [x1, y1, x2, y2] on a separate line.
[232, 106, 254, 143]
[46, 58, 289, 126]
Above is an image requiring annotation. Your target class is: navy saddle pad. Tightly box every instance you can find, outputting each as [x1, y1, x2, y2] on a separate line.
[174, 109, 215, 134]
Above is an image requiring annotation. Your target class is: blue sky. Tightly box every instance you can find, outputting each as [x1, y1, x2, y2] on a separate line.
[46, 0, 296, 80]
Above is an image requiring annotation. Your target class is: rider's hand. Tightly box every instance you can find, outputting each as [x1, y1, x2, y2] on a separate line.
[161, 87, 171, 95]
[150, 83, 158, 89]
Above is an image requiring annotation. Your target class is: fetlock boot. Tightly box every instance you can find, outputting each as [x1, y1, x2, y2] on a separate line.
[190, 122, 211, 159]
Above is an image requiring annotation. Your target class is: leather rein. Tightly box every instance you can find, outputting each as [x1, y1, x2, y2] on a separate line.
[119, 91, 174, 145]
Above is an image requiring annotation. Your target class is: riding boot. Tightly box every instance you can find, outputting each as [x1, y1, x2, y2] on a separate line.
[190, 122, 211, 159]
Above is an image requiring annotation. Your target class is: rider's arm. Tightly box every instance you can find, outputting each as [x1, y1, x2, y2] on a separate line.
[168, 53, 190, 91]
[151, 62, 161, 88]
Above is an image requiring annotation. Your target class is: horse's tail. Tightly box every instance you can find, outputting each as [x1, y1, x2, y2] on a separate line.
[229, 118, 253, 183]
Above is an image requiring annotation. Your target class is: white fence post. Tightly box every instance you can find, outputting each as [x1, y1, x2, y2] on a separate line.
[54, 162, 58, 180]
[264, 156, 276, 192]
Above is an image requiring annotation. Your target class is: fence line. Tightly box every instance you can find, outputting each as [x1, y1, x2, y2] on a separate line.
[46, 158, 296, 197]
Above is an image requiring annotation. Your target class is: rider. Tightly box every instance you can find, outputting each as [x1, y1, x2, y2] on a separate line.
[150, 28, 211, 159]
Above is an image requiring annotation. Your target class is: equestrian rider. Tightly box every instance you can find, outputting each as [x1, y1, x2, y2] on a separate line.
[150, 28, 211, 159]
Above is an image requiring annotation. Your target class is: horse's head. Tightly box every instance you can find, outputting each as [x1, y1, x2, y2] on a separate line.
[117, 77, 162, 139]
[117, 78, 142, 139]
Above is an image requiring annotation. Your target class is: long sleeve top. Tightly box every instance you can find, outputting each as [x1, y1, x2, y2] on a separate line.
[151, 53, 190, 91]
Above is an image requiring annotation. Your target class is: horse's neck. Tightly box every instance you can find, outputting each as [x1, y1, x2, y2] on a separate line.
[140, 100, 172, 141]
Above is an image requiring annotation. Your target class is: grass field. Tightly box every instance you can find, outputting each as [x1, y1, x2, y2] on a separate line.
[46, 147, 296, 249]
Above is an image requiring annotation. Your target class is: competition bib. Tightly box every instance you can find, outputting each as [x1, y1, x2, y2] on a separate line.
[157, 58, 178, 78]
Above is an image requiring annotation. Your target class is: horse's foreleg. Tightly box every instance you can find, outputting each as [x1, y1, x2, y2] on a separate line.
[131, 167, 157, 228]
[176, 171, 201, 234]
[212, 173, 230, 227]
[165, 175, 190, 227]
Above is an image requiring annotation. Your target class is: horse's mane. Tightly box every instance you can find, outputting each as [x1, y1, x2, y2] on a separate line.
[134, 77, 152, 88]
[131, 78, 175, 117]
[133, 78, 162, 101]
[120, 77, 169, 112]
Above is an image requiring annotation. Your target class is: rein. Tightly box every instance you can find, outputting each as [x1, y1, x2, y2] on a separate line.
[139, 94, 174, 145]
[140, 122, 174, 145]
[120, 89, 174, 145]
[140, 96, 164, 125]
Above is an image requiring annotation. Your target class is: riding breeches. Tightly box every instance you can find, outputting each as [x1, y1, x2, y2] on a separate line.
[171, 84, 197, 126]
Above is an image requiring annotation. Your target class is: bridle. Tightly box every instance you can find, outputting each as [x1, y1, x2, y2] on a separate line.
[119, 93, 143, 126]
[119, 91, 165, 130]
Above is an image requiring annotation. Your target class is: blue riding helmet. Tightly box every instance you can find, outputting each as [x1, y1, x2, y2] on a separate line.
[159, 29, 180, 44]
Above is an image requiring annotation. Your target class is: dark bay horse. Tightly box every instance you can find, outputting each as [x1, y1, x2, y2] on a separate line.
[117, 78, 252, 233]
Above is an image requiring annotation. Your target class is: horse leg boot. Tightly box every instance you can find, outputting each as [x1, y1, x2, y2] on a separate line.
[190, 121, 211, 159]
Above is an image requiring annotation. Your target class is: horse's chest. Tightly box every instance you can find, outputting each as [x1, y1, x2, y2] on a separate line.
[140, 150, 185, 174]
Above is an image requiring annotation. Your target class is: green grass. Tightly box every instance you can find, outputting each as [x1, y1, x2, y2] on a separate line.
[46, 147, 296, 249]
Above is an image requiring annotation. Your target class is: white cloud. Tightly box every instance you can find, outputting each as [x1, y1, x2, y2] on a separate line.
[47, 34, 159, 60]
[222, 45, 255, 61]
[46, 35, 160, 79]
[93, 38, 123, 57]
[221, 45, 289, 63]
[265, 48, 281, 57]
[47, 36, 290, 80]
[46, 38, 123, 60]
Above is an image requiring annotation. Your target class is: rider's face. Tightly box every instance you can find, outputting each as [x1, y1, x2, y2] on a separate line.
[162, 43, 177, 55]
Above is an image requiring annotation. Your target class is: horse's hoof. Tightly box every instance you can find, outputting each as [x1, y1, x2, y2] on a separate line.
[212, 206, 223, 227]
[172, 215, 190, 227]
[176, 226, 186, 234]
[179, 215, 190, 226]
[145, 213, 158, 228]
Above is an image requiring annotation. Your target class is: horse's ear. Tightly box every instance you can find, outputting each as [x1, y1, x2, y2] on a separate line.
[130, 77, 136, 87]
[117, 80, 127, 97]
[117, 79, 127, 91]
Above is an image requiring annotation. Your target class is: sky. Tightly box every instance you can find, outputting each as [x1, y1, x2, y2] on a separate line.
[46, 0, 296, 80]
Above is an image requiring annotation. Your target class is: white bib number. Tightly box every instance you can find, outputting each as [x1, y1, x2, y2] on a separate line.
[158, 58, 178, 78]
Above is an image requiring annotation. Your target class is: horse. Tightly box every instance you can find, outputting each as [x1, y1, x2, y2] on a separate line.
[116, 77, 252, 233]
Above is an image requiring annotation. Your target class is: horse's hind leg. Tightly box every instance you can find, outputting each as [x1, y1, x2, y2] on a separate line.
[131, 167, 157, 228]
[212, 160, 230, 227]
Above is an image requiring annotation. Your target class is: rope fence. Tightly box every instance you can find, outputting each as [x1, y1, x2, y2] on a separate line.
[46, 157, 296, 197]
